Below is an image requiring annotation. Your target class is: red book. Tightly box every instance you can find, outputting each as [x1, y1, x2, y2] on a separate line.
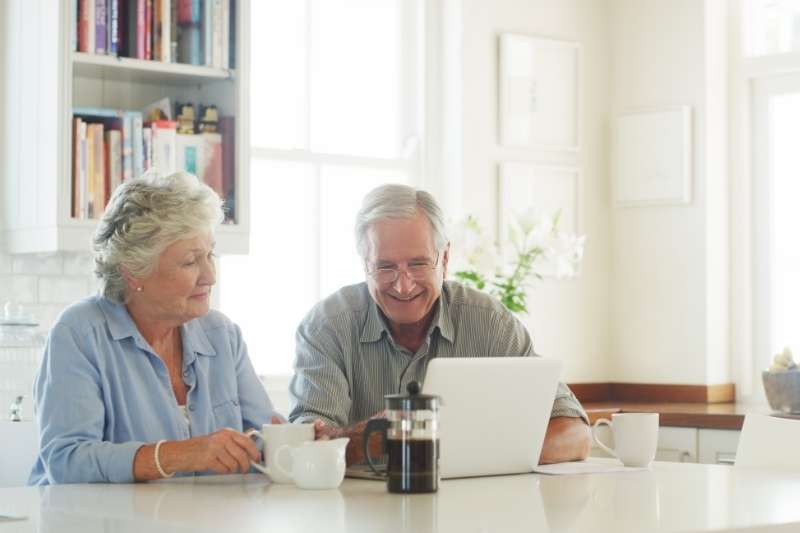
[78, 0, 93, 53]
[136, 0, 146, 59]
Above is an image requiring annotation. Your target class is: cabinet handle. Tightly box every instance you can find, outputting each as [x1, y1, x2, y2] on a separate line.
[716, 452, 736, 465]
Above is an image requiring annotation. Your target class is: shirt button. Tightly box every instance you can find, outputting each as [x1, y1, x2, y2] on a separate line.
[232, 400, 239, 406]
[188, 404, 196, 411]
[183, 369, 190, 377]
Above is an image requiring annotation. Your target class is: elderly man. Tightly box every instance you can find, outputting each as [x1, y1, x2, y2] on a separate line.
[289, 184, 591, 465]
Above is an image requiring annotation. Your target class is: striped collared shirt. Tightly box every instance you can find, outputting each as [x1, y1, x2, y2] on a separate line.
[288, 281, 587, 426]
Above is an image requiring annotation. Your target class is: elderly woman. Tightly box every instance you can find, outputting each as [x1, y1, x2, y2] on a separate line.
[29, 172, 280, 485]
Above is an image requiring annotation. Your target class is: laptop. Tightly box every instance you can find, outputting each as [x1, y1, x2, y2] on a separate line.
[347, 356, 562, 480]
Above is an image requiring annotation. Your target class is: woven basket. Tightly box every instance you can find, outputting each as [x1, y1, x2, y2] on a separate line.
[762, 370, 800, 414]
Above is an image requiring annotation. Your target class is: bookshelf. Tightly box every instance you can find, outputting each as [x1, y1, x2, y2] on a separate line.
[2, 0, 250, 255]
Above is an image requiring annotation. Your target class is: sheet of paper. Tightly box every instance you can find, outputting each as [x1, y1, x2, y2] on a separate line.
[0, 514, 28, 522]
[532, 461, 647, 475]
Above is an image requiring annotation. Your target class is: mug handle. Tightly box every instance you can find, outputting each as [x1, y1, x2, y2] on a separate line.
[363, 418, 390, 476]
[245, 428, 270, 475]
[273, 444, 294, 481]
[592, 418, 617, 458]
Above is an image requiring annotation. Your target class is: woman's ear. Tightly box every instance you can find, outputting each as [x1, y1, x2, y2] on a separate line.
[120, 266, 141, 293]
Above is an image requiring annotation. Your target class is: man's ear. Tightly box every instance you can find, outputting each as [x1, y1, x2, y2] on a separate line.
[441, 243, 450, 279]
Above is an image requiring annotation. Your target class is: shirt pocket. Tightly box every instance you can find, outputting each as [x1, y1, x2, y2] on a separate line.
[211, 398, 243, 430]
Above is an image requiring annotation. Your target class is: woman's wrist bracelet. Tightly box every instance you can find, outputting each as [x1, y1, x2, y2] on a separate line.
[154, 440, 175, 479]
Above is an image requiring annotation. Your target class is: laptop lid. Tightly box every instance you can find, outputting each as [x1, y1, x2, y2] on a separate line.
[421, 356, 562, 479]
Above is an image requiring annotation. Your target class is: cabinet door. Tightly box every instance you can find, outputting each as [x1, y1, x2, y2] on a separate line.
[655, 427, 697, 463]
[698, 429, 740, 465]
[0, 421, 38, 487]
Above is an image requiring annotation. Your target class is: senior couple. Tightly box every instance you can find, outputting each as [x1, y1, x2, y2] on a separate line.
[29, 172, 591, 485]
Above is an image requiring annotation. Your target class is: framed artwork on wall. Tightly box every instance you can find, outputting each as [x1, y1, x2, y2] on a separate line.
[612, 106, 692, 207]
[498, 34, 580, 150]
[497, 162, 582, 277]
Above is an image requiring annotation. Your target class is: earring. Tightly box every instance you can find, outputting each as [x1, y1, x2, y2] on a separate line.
[135, 286, 143, 292]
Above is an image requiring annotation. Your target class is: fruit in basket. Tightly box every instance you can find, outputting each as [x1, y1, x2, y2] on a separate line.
[768, 346, 797, 372]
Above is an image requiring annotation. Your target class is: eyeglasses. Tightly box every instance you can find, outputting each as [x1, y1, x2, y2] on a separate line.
[366, 252, 441, 284]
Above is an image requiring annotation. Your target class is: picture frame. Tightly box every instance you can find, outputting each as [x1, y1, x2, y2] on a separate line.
[498, 33, 580, 150]
[497, 162, 582, 277]
[612, 106, 692, 207]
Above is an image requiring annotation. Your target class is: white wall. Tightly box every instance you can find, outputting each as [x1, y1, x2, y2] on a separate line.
[448, 0, 612, 382]
[608, 0, 729, 385]
[0, 2, 97, 332]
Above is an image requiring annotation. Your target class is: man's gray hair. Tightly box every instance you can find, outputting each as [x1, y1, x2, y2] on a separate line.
[355, 184, 448, 259]
[93, 171, 224, 303]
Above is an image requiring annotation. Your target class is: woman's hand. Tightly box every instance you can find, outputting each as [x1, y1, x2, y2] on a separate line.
[175, 428, 262, 474]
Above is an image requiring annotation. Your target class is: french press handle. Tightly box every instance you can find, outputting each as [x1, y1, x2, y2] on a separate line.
[363, 418, 390, 476]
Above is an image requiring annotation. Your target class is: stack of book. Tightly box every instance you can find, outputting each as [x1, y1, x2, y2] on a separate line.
[72, 106, 236, 222]
[74, 0, 235, 68]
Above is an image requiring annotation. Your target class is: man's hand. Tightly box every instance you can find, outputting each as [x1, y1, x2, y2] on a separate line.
[538, 416, 592, 465]
[312, 411, 387, 465]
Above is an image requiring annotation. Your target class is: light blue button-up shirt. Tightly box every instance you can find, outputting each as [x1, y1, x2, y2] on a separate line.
[29, 295, 279, 485]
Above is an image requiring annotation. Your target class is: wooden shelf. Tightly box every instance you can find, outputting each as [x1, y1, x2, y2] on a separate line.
[73, 52, 234, 85]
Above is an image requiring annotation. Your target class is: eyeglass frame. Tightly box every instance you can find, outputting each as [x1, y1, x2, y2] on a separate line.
[364, 251, 443, 284]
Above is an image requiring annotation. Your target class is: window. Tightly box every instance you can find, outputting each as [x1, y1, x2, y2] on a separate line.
[752, 75, 800, 376]
[738, 0, 800, 400]
[220, 0, 425, 377]
[743, 0, 800, 57]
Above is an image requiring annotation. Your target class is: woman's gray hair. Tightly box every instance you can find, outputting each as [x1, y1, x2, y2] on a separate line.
[93, 171, 224, 303]
[355, 184, 448, 259]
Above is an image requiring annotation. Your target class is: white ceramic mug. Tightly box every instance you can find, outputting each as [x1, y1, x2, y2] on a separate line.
[274, 438, 349, 490]
[592, 412, 659, 467]
[246, 423, 314, 483]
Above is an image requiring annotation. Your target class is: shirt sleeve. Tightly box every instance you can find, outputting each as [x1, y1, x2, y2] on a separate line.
[488, 308, 589, 424]
[35, 323, 145, 484]
[230, 322, 283, 430]
[288, 319, 351, 427]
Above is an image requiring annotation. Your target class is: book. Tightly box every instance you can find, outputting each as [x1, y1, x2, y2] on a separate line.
[72, 0, 79, 52]
[175, 132, 223, 197]
[95, 0, 107, 54]
[78, 0, 95, 53]
[120, 0, 135, 57]
[131, 112, 144, 178]
[220, 116, 235, 222]
[177, 0, 202, 65]
[137, 0, 146, 59]
[105, 130, 123, 198]
[108, 0, 120, 55]
[211, 0, 222, 68]
[221, 0, 229, 69]
[229, 0, 236, 68]
[87, 123, 106, 218]
[142, 126, 153, 172]
[203, 0, 213, 66]
[72, 118, 88, 219]
[170, 0, 178, 62]
[155, 0, 171, 62]
[145, 0, 153, 60]
[149, 120, 177, 176]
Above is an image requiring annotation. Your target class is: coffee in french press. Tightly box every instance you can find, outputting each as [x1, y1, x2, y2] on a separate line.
[363, 381, 440, 493]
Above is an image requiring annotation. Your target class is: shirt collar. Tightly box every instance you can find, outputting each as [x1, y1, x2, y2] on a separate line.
[359, 285, 455, 344]
[99, 297, 216, 357]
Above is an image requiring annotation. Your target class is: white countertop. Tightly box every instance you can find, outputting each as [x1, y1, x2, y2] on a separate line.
[2, 460, 800, 533]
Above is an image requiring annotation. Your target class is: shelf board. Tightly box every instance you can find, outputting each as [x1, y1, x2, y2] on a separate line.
[72, 53, 234, 85]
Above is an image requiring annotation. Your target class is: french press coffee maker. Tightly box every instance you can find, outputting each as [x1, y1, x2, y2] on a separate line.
[363, 381, 440, 493]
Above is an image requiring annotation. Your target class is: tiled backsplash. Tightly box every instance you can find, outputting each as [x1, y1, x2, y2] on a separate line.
[0, 251, 99, 334]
